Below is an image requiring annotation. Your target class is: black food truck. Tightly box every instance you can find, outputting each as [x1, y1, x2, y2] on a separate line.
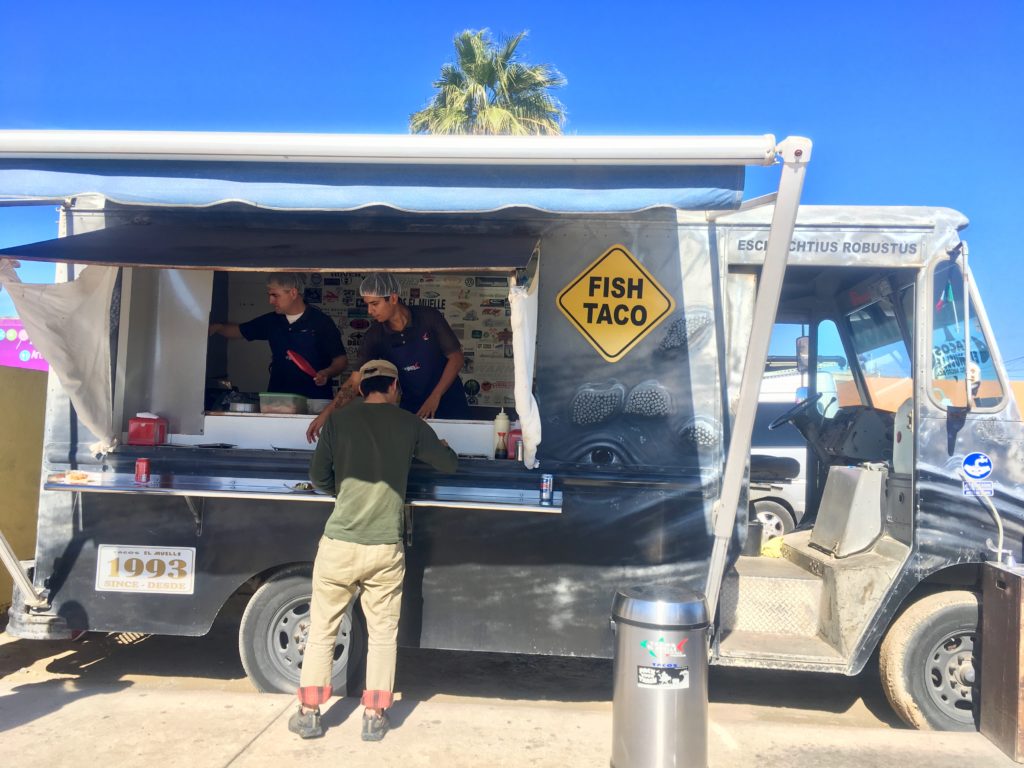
[1, 131, 1020, 731]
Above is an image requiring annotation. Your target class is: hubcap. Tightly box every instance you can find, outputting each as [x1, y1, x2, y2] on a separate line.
[756, 510, 786, 539]
[265, 595, 352, 685]
[924, 628, 976, 723]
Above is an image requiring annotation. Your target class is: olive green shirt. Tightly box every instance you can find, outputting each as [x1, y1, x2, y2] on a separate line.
[309, 399, 458, 545]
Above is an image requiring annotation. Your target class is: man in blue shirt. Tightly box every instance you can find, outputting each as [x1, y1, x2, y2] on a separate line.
[209, 273, 347, 399]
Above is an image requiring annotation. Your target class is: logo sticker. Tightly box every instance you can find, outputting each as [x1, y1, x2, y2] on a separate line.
[640, 636, 688, 661]
[962, 451, 994, 497]
[95, 545, 196, 595]
[637, 665, 690, 689]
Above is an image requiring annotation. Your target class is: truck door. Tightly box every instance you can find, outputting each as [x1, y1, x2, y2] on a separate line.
[916, 252, 1020, 562]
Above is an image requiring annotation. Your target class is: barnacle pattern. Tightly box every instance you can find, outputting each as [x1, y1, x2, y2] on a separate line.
[571, 383, 625, 426]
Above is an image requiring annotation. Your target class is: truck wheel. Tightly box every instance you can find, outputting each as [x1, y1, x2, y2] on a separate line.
[238, 566, 366, 695]
[752, 499, 795, 540]
[879, 590, 979, 731]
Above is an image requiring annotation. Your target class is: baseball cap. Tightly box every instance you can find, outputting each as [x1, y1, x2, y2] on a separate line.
[359, 272, 402, 298]
[358, 359, 399, 379]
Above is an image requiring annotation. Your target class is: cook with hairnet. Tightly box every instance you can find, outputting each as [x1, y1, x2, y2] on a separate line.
[307, 273, 469, 441]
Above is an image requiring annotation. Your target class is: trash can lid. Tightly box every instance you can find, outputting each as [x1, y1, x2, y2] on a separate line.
[612, 585, 709, 629]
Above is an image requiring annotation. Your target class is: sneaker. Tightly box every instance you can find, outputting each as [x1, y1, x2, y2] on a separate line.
[288, 707, 323, 739]
[361, 710, 390, 742]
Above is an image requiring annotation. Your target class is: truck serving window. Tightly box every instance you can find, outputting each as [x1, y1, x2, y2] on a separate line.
[929, 261, 1004, 410]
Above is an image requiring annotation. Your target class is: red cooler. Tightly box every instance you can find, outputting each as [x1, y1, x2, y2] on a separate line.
[127, 415, 168, 446]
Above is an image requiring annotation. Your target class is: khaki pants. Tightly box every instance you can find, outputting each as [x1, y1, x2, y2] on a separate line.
[298, 536, 405, 709]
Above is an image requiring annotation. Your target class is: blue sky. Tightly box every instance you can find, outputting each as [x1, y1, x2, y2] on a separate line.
[1, 1, 1022, 372]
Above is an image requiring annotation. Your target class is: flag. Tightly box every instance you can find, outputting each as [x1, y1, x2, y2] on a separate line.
[936, 281, 955, 311]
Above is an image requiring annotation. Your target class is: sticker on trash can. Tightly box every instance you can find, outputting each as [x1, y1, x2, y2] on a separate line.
[640, 636, 688, 660]
[637, 665, 690, 689]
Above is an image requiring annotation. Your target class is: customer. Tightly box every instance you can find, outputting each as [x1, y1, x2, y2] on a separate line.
[209, 272, 347, 399]
[290, 359, 458, 741]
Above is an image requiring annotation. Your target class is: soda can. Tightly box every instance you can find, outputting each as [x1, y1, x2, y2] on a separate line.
[135, 458, 151, 483]
[540, 473, 554, 505]
[515, 438, 525, 462]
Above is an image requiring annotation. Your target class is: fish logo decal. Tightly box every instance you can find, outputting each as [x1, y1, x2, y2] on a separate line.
[962, 452, 993, 480]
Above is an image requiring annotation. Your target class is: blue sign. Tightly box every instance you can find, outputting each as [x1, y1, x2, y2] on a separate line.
[962, 452, 993, 480]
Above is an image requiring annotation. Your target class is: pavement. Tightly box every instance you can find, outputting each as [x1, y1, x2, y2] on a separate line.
[0, 603, 1017, 768]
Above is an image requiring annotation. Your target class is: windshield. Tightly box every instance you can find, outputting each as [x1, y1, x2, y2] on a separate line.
[844, 286, 914, 411]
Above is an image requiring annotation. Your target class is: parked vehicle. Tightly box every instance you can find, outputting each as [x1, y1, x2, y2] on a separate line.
[751, 365, 842, 537]
[1, 131, 1019, 732]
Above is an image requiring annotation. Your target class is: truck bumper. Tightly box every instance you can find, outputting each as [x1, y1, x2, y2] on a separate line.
[5, 561, 71, 640]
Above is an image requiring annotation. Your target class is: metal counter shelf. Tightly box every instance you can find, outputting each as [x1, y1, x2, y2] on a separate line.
[44, 471, 562, 514]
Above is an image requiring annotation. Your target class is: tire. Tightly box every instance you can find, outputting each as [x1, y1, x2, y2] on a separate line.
[752, 499, 796, 540]
[238, 565, 366, 695]
[879, 590, 979, 731]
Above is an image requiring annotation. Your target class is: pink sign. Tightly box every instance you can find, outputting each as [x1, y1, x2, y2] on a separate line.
[0, 318, 48, 372]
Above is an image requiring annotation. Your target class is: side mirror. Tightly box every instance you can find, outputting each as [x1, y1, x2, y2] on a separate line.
[795, 335, 810, 373]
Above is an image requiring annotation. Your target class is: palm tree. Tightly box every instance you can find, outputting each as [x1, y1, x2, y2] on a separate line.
[410, 29, 566, 136]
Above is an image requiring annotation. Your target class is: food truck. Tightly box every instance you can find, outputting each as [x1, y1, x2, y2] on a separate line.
[1, 131, 1020, 732]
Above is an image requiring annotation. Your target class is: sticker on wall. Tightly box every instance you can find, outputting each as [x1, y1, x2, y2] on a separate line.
[95, 544, 196, 595]
[962, 451, 994, 497]
[556, 245, 675, 362]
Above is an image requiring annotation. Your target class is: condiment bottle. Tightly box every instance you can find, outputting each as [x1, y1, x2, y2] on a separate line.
[493, 408, 510, 459]
[506, 421, 523, 460]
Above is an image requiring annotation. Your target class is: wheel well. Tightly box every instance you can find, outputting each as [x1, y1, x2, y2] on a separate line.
[232, 561, 313, 597]
[853, 563, 982, 673]
[750, 495, 795, 514]
[888, 564, 982, 625]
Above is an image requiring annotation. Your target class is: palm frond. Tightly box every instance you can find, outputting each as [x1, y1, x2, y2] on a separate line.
[410, 27, 565, 135]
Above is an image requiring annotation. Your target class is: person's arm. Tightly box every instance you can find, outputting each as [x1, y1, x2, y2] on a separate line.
[416, 350, 464, 419]
[314, 353, 348, 387]
[306, 371, 362, 443]
[308, 416, 337, 493]
[209, 322, 243, 339]
[414, 421, 459, 473]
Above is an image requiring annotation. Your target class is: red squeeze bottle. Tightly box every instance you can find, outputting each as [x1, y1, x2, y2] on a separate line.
[506, 424, 523, 460]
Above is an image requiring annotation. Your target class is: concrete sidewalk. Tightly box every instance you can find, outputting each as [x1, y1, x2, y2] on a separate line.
[0, 680, 1015, 768]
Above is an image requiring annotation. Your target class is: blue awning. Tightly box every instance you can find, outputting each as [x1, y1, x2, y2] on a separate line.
[0, 159, 743, 214]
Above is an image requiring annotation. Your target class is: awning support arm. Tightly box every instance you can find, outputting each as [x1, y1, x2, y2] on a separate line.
[703, 137, 812, 620]
[0, 528, 48, 608]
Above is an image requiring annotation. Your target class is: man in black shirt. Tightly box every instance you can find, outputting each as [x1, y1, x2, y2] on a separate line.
[209, 273, 347, 399]
[306, 273, 469, 441]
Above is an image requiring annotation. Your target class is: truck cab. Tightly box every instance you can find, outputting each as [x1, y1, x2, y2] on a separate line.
[701, 205, 1022, 731]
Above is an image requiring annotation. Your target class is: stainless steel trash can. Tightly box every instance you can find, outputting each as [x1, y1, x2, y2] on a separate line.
[611, 585, 709, 768]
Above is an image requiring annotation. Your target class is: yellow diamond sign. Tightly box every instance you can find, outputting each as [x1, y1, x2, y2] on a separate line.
[557, 245, 675, 362]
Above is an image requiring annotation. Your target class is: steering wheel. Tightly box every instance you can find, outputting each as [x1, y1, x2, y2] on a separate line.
[768, 392, 823, 431]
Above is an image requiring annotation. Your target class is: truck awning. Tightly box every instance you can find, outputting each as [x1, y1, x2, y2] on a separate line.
[0, 158, 743, 214]
[0, 223, 539, 271]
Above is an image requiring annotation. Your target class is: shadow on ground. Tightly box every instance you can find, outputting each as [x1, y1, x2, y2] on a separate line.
[3, 595, 899, 726]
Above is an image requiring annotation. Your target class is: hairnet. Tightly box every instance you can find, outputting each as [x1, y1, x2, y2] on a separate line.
[359, 272, 402, 298]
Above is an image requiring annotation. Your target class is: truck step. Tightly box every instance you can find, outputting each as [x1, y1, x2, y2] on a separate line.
[719, 555, 823, 638]
[779, 530, 910, 655]
[715, 629, 847, 672]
